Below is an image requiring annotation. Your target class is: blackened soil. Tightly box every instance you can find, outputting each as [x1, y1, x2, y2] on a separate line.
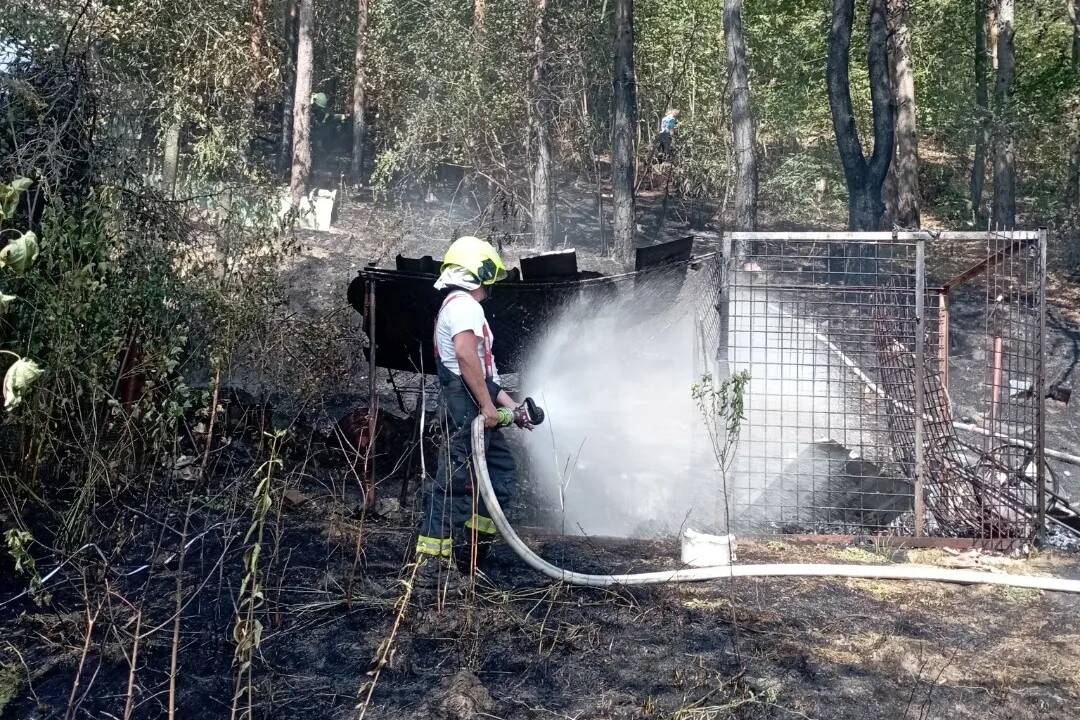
[4, 463, 1080, 720]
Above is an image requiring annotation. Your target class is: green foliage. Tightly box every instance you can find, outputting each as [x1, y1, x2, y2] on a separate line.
[0, 179, 34, 221]
[693, 370, 750, 551]
[0, 232, 39, 275]
[746, 0, 834, 145]
[4, 528, 46, 604]
[231, 430, 284, 715]
[0, 658, 23, 716]
[367, 0, 531, 190]
[0, 176, 43, 412]
[693, 370, 751, 454]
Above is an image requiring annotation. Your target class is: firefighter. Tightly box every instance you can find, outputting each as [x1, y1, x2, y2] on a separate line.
[415, 236, 521, 590]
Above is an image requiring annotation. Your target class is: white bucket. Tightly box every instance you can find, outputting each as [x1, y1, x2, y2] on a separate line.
[680, 529, 736, 567]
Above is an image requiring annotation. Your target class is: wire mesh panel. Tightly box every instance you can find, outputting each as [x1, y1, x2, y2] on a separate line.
[720, 235, 920, 534]
[927, 231, 1046, 539]
[719, 231, 1046, 541]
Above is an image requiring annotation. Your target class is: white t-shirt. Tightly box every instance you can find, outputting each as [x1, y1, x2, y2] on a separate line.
[434, 291, 500, 383]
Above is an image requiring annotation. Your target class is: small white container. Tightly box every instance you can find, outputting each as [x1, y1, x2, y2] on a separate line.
[681, 529, 737, 567]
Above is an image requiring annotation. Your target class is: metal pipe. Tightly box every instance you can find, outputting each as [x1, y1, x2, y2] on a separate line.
[938, 290, 950, 395]
[1036, 228, 1048, 525]
[470, 417, 1080, 593]
[914, 238, 926, 536]
[725, 231, 1041, 242]
[364, 279, 378, 505]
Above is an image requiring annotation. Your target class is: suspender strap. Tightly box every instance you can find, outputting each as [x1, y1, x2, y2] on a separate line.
[433, 292, 494, 378]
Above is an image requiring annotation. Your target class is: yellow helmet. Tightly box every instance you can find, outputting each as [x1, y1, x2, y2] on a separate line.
[440, 236, 507, 285]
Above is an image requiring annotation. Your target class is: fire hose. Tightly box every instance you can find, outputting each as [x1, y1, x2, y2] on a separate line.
[470, 416, 1080, 594]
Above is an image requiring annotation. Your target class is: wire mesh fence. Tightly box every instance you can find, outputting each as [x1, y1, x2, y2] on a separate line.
[713, 231, 1046, 541]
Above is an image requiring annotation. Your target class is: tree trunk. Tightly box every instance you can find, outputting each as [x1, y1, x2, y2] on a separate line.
[724, 0, 757, 232]
[611, 0, 637, 266]
[826, 0, 894, 231]
[1066, 0, 1080, 207]
[884, 0, 919, 228]
[161, 119, 181, 198]
[971, 0, 991, 215]
[280, 0, 298, 174]
[350, 0, 369, 185]
[990, 0, 1015, 229]
[474, 0, 486, 33]
[251, 0, 266, 65]
[247, 0, 267, 121]
[289, 0, 314, 205]
[530, 0, 555, 250]
[1072, 0, 1080, 66]
[988, 0, 999, 68]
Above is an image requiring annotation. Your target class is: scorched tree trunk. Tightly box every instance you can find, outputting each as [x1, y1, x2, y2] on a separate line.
[826, 0, 894, 232]
[724, 0, 758, 233]
[530, 0, 555, 250]
[290, 0, 314, 205]
[612, 0, 637, 266]
[991, 0, 1015, 229]
[351, 0, 369, 185]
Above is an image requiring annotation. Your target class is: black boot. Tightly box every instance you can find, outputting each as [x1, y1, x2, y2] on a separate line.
[413, 554, 461, 599]
[453, 533, 495, 575]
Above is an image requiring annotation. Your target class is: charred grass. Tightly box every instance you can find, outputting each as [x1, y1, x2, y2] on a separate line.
[2, 430, 1079, 720]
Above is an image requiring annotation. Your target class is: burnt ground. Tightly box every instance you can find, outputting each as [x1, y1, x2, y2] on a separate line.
[3, 445, 1080, 720]
[5, 185, 1080, 718]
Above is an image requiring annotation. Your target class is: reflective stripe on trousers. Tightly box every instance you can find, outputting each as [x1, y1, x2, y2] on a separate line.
[415, 359, 516, 549]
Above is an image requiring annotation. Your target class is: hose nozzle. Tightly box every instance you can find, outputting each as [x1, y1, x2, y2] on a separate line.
[496, 397, 545, 428]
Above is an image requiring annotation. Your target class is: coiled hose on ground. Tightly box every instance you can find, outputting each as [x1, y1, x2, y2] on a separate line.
[471, 417, 1080, 594]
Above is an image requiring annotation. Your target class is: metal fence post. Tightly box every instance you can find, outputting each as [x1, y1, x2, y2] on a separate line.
[1036, 228, 1048, 539]
[365, 278, 378, 504]
[717, 233, 731, 379]
[913, 237, 926, 537]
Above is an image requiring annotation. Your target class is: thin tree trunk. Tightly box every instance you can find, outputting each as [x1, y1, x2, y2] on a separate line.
[161, 119, 181, 198]
[474, 0, 486, 33]
[289, 0, 314, 204]
[251, 0, 266, 67]
[724, 0, 757, 232]
[246, 0, 267, 125]
[991, 0, 1015, 229]
[884, 0, 919, 228]
[350, 0, 369, 185]
[988, 0, 1000, 69]
[1066, 0, 1080, 207]
[826, 0, 894, 232]
[1072, 0, 1080, 66]
[611, 0, 637, 266]
[139, 114, 158, 176]
[280, 0, 298, 174]
[530, 0, 555, 250]
[971, 0, 991, 215]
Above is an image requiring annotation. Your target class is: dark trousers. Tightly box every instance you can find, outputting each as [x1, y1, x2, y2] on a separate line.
[416, 361, 516, 556]
[655, 130, 674, 162]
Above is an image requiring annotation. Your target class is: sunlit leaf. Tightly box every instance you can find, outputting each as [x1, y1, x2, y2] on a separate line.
[4, 358, 44, 410]
[0, 231, 40, 274]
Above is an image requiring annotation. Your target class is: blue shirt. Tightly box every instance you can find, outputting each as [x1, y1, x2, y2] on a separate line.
[661, 114, 678, 133]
